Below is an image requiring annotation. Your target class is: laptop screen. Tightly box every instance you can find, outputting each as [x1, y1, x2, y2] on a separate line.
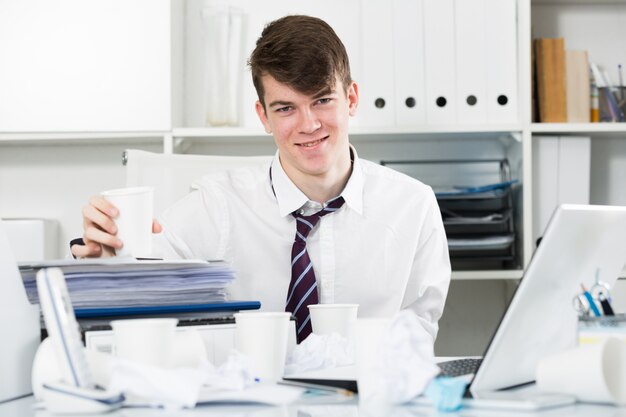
[469, 204, 626, 396]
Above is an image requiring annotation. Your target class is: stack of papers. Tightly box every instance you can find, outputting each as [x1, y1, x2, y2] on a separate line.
[20, 258, 235, 310]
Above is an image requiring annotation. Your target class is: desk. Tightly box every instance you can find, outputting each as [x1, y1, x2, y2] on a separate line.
[4, 394, 626, 417]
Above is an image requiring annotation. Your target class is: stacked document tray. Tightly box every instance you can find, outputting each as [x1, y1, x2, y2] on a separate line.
[19, 259, 262, 339]
[381, 159, 519, 270]
[19, 258, 237, 310]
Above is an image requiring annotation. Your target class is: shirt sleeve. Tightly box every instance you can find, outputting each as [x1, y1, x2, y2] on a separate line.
[401, 188, 451, 344]
[152, 182, 230, 261]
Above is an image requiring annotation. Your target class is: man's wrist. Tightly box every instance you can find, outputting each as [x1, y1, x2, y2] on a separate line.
[69, 237, 85, 259]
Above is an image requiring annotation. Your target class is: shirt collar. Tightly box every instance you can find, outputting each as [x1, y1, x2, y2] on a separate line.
[270, 145, 364, 217]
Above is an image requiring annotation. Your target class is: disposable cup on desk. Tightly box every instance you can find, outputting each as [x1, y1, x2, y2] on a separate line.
[353, 318, 392, 405]
[234, 312, 290, 382]
[110, 318, 178, 368]
[536, 337, 626, 405]
[101, 186, 153, 258]
[308, 303, 359, 340]
[172, 328, 207, 368]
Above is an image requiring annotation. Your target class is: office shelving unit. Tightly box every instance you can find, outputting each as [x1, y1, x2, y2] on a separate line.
[529, 1, 626, 216]
[1, 0, 625, 283]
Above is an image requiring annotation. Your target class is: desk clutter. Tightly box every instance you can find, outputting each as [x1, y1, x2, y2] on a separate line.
[20, 258, 235, 310]
[574, 276, 624, 346]
[534, 278, 626, 406]
[30, 267, 466, 413]
[381, 158, 519, 270]
[19, 259, 260, 338]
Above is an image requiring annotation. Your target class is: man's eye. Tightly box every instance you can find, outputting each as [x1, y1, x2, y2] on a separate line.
[317, 98, 331, 104]
[276, 106, 292, 113]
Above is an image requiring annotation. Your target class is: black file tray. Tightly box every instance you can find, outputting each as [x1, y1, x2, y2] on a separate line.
[448, 234, 516, 270]
[451, 256, 516, 270]
[380, 158, 519, 271]
[437, 189, 512, 212]
[448, 234, 515, 255]
[443, 209, 513, 236]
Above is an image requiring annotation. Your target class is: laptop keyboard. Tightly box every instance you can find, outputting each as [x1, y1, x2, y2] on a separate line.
[437, 358, 483, 377]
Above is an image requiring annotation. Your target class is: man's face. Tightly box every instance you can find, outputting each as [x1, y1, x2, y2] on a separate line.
[255, 74, 359, 184]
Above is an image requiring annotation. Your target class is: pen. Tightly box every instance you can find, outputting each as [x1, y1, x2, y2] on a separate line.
[277, 380, 354, 397]
[598, 292, 615, 316]
[619, 64, 624, 101]
[581, 284, 601, 317]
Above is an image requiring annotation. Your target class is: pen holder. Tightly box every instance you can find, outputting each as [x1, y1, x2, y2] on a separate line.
[598, 87, 626, 122]
[578, 313, 626, 345]
[617, 86, 626, 117]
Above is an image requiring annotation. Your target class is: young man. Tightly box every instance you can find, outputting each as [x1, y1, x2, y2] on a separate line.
[72, 15, 451, 343]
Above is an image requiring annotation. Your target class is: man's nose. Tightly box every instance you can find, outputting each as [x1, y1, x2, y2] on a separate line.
[297, 109, 321, 134]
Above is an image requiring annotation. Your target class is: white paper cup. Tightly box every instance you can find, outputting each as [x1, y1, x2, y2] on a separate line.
[536, 337, 626, 405]
[111, 318, 178, 368]
[172, 328, 207, 368]
[308, 303, 359, 339]
[354, 318, 392, 405]
[101, 186, 154, 258]
[234, 312, 290, 382]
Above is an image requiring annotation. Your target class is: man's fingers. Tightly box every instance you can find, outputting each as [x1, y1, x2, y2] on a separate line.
[71, 242, 102, 258]
[84, 227, 123, 250]
[152, 219, 162, 234]
[89, 195, 119, 218]
[82, 204, 117, 235]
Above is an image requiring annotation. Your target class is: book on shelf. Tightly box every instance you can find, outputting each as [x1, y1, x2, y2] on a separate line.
[534, 37, 567, 123]
[565, 50, 591, 123]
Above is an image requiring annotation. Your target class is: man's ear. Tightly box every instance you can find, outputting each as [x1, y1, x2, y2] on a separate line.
[347, 81, 359, 117]
[255, 101, 272, 134]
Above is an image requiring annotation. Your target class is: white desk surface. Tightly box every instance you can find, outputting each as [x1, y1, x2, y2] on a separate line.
[4, 394, 626, 417]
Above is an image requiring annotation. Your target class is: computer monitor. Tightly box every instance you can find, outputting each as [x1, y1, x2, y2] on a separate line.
[0, 219, 40, 402]
[470, 204, 626, 397]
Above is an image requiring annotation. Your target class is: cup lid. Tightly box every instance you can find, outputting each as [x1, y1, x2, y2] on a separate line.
[307, 303, 359, 309]
[101, 186, 154, 197]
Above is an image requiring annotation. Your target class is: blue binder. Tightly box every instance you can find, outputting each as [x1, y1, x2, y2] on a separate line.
[74, 300, 261, 318]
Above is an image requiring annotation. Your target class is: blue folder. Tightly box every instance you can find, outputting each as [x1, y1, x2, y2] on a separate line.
[74, 300, 261, 318]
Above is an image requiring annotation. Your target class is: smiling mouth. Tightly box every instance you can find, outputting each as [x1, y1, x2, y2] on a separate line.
[297, 136, 328, 148]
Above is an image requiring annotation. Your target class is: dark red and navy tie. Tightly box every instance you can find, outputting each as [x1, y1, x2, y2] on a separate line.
[285, 196, 345, 343]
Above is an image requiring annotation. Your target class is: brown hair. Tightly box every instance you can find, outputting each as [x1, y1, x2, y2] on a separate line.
[248, 15, 352, 109]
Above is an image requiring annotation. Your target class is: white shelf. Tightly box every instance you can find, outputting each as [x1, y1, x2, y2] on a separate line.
[0, 123, 524, 147]
[0, 131, 167, 146]
[170, 125, 523, 146]
[452, 270, 523, 281]
[531, 123, 626, 135]
[533, 0, 626, 4]
[172, 127, 267, 138]
[174, 124, 522, 137]
[349, 124, 523, 135]
[453, 268, 626, 281]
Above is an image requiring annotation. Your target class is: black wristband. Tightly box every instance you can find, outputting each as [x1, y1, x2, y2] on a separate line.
[69, 237, 85, 259]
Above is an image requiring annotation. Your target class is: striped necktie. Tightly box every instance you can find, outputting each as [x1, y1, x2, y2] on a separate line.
[285, 196, 345, 343]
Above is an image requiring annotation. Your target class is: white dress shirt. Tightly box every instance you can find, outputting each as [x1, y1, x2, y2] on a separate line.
[154, 147, 451, 341]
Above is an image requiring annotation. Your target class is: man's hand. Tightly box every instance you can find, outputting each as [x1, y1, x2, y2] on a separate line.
[70, 195, 162, 258]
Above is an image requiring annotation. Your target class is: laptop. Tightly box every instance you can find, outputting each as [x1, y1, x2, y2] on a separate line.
[287, 204, 626, 410]
[0, 219, 41, 403]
